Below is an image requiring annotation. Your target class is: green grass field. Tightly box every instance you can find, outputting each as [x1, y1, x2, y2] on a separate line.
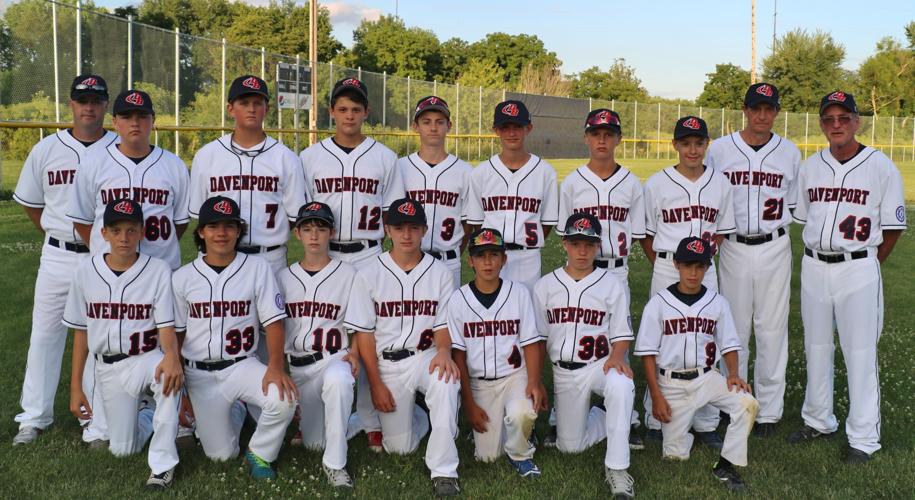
[0, 158, 914, 498]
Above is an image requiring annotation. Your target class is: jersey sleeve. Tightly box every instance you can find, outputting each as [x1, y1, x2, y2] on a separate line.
[299, 148, 316, 201]
[465, 168, 484, 225]
[792, 159, 810, 224]
[446, 290, 466, 351]
[433, 268, 454, 331]
[556, 175, 573, 234]
[68, 159, 96, 224]
[716, 173, 737, 235]
[879, 158, 907, 231]
[255, 259, 287, 327]
[459, 166, 472, 222]
[642, 178, 658, 236]
[531, 280, 550, 338]
[629, 180, 647, 239]
[171, 272, 189, 332]
[188, 150, 208, 218]
[153, 262, 176, 328]
[714, 296, 742, 356]
[284, 150, 309, 222]
[516, 286, 543, 346]
[540, 165, 560, 226]
[705, 140, 721, 170]
[343, 272, 376, 333]
[62, 268, 88, 329]
[633, 298, 662, 356]
[13, 143, 46, 208]
[381, 149, 406, 210]
[606, 281, 634, 344]
[172, 158, 191, 225]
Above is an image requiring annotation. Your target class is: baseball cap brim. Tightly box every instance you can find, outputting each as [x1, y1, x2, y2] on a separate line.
[468, 244, 505, 256]
[562, 233, 601, 242]
[585, 123, 622, 133]
[294, 214, 334, 227]
[414, 104, 451, 120]
[819, 101, 856, 115]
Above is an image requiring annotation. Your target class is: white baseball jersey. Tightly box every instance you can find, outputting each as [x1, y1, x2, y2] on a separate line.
[634, 287, 741, 371]
[62, 254, 175, 355]
[557, 165, 646, 260]
[793, 146, 907, 252]
[643, 166, 737, 252]
[300, 137, 404, 242]
[277, 259, 356, 355]
[707, 132, 801, 235]
[68, 144, 190, 270]
[466, 154, 559, 248]
[343, 253, 453, 356]
[173, 254, 287, 361]
[532, 267, 632, 364]
[398, 153, 472, 252]
[14, 130, 118, 243]
[190, 134, 307, 247]
[447, 280, 541, 379]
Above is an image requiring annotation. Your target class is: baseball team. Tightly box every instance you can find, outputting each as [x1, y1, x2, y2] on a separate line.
[10, 72, 906, 498]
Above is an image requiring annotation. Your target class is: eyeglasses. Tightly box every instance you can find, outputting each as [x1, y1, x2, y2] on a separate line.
[74, 83, 107, 91]
[820, 115, 853, 126]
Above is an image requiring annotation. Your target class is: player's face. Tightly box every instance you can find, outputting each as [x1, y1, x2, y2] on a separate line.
[819, 105, 860, 149]
[70, 96, 107, 129]
[469, 250, 507, 281]
[584, 128, 621, 160]
[672, 136, 709, 169]
[101, 221, 143, 257]
[744, 103, 778, 135]
[675, 261, 709, 293]
[562, 238, 599, 271]
[385, 223, 426, 253]
[330, 96, 368, 137]
[295, 221, 334, 256]
[112, 111, 154, 147]
[493, 123, 532, 152]
[412, 111, 451, 148]
[198, 221, 240, 257]
[228, 95, 268, 131]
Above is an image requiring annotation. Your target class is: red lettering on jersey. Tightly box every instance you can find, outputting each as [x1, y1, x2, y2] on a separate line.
[573, 205, 630, 222]
[481, 195, 542, 214]
[545, 307, 606, 326]
[208, 175, 280, 193]
[99, 187, 170, 206]
[407, 189, 459, 207]
[188, 300, 252, 318]
[86, 302, 153, 320]
[663, 316, 718, 336]
[661, 205, 719, 224]
[373, 300, 439, 317]
[806, 187, 870, 206]
[727, 171, 783, 188]
[462, 319, 521, 338]
[285, 300, 341, 320]
[47, 169, 77, 186]
[313, 177, 380, 195]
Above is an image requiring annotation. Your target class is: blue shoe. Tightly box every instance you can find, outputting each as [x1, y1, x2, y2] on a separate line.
[645, 428, 662, 442]
[508, 458, 542, 477]
[244, 449, 276, 480]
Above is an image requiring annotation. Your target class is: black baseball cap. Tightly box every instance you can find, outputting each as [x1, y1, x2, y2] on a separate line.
[71, 75, 109, 101]
[673, 236, 712, 265]
[112, 90, 154, 116]
[384, 198, 427, 226]
[562, 213, 601, 241]
[294, 201, 335, 227]
[585, 108, 622, 133]
[103, 198, 143, 226]
[673, 116, 708, 140]
[413, 95, 451, 121]
[467, 228, 505, 256]
[331, 77, 368, 106]
[493, 100, 531, 127]
[228, 75, 269, 102]
[198, 196, 244, 226]
[744, 83, 780, 108]
[819, 90, 858, 115]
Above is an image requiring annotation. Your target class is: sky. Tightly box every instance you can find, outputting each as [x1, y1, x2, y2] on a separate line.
[84, 0, 915, 99]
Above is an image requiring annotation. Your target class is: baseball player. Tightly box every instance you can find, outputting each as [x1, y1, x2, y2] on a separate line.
[300, 77, 404, 449]
[172, 196, 296, 479]
[344, 198, 461, 497]
[448, 228, 546, 476]
[69, 89, 190, 271]
[399, 96, 473, 288]
[706, 83, 801, 437]
[12, 75, 117, 446]
[277, 201, 359, 488]
[787, 91, 906, 464]
[64, 199, 182, 489]
[532, 212, 636, 499]
[641, 116, 737, 443]
[190, 75, 307, 273]
[635, 236, 758, 492]
[466, 99, 559, 290]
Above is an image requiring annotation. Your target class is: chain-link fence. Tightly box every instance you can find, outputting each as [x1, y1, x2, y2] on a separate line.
[3, 0, 915, 166]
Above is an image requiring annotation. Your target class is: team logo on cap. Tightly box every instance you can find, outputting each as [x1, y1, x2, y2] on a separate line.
[341, 78, 362, 88]
[827, 91, 846, 102]
[242, 77, 261, 90]
[589, 110, 620, 127]
[112, 200, 134, 215]
[686, 239, 705, 254]
[213, 200, 234, 215]
[397, 202, 417, 216]
[756, 84, 773, 97]
[81, 77, 98, 86]
[682, 117, 701, 130]
[304, 202, 323, 212]
[416, 96, 446, 113]
[501, 103, 520, 117]
[572, 217, 592, 231]
[125, 92, 144, 105]
[479, 230, 496, 244]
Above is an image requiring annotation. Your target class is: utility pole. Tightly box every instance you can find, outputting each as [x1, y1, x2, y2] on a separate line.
[751, 0, 757, 84]
[309, 0, 318, 145]
[773, 0, 778, 50]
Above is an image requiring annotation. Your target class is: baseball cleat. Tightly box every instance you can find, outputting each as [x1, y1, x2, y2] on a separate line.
[844, 448, 872, 464]
[432, 476, 460, 497]
[176, 425, 197, 448]
[244, 449, 276, 480]
[87, 438, 109, 450]
[712, 461, 746, 491]
[366, 431, 384, 453]
[12, 426, 41, 446]
[605, 467, 635, 499]
[786, 425, 836, 444]
[693, 430, 724, 450]
[645, 428, 662, 442]
[542, 426, 557, 448]
[146, 467, 175, 490]
[322, 464, 354, 488]
[628, 425, 645, 450]
[508, 458, 542, 477]
[752, 422, 777, 438]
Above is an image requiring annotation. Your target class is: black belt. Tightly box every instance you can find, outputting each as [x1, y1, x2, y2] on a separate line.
[330, 240, 380, 253]
[657, 251, 670, 259]
[505, 243, 537, 251]
[554, 360, 590, 370]
[95, 353, 130, 364]
[730, 227, 786, 245]
[185, 355, 248, 371]
[48, 237, 89, 253]
[427, 249, 459, 260]
[382, 349, 416, 361]
[288, 351, 338, 367]
[238, 244, 282, 254]
[804, 248, 868, 264]
[477, 375, 508, 381]
[595, 258, 625, 269]
[660, 366, 712, 380]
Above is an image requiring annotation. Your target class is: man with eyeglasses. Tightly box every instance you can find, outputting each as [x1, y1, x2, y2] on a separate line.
[13, 75, 118, 446]
[190, 75, 308, 273]
[787, 90, 906, 464]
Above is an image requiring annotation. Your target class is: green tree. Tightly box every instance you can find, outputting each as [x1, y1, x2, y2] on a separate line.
[570, 60, 649, 102]
[435, 37, 469, 82]
[456, 59, 506, 89]
[762, 29, 846, 112]
[137, 0, 236, 36]
[349, 15, 442, 80]
[225, 1, 342, 60]
[855, 37, 915, 116]
[466, 33, 560, 86]
[696, 63, 751, 108]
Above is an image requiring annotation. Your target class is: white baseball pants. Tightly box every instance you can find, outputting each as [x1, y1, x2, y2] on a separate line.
[502, 249, 541, 290]
[469, 369, 537, 462]
[290, 352, 355, 469]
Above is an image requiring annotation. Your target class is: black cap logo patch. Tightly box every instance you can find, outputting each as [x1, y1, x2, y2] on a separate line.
[756, 84, 773, 97]
[686, 239, 705, 254]
[501, 103, 519, 117]
[213, 200, 233, 215]
[827, 91, 847, 103]
[113, 200, 134, 214]
[242, 77, 261, 90]
[682, 117, 700, 130]
[397, 202, 417, 216]
[125, 92, 144, 106]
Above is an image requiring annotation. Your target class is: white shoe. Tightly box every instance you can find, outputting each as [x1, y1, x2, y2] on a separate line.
[605, 467, 635, 499]
[146, 467, 175, 490]
[12, 426, 40, 446]
[322, 464, 353, 488]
